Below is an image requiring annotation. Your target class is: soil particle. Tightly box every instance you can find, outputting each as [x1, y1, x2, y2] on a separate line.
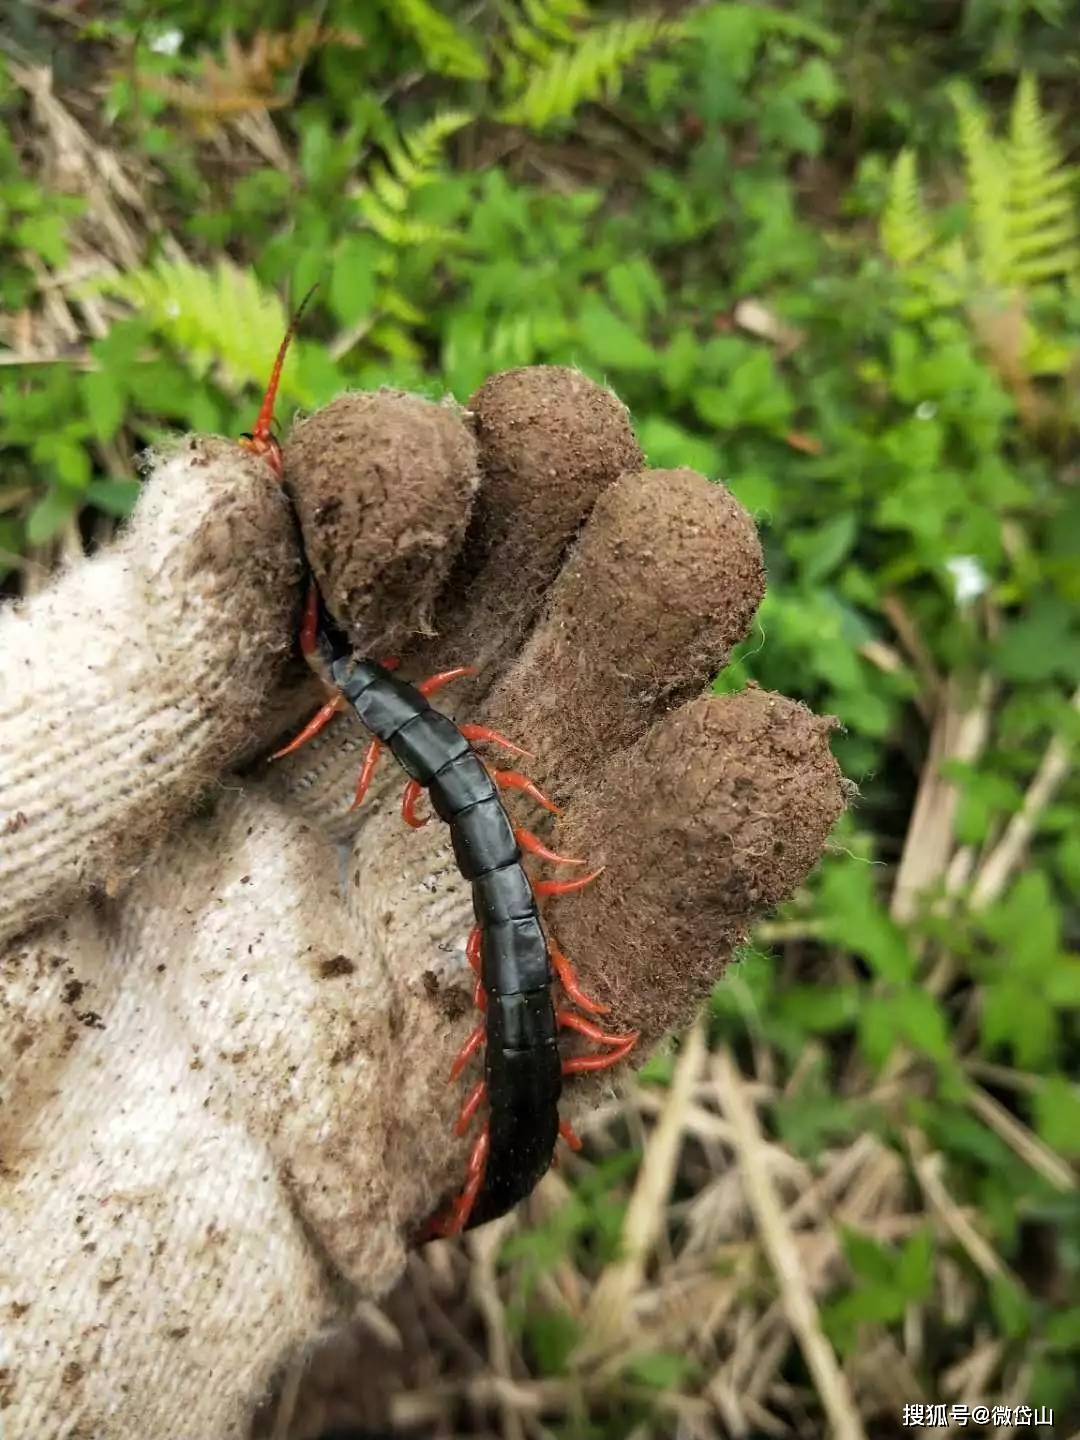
[318, 954, 356, 979]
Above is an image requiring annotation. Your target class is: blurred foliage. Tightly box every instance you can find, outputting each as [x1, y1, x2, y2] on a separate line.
[2, 0, 1079, 1431]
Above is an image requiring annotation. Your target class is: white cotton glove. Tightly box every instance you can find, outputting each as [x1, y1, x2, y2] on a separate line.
[0, 370, 845, 1440]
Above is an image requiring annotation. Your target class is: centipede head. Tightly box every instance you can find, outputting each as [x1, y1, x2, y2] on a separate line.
[239, 283, 318, 481]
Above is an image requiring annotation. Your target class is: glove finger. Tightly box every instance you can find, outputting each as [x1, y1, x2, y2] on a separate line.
[482, 466, 766, 796]
[269, 369, 640, 838]
[548, 689, 847, 1043]
[0, 439, 297, 947]
[408, 366, 642, 680]
[283, 389, 480, 657]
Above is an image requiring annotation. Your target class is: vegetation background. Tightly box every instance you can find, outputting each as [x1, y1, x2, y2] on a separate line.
[2, 1, 1079, 1436]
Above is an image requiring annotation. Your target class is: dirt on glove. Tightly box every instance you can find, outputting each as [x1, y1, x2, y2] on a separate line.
[284, 391, 480, 655]
[401, 366, 644, 680]
[484, 466, 767, 794]
[552, 687, 846, 1042]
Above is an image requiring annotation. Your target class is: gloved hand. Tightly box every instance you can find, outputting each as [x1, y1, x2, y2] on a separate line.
[0, 367, 844, 1440]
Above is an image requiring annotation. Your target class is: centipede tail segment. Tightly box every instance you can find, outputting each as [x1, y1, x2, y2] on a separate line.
[244, 296, 640, 1236]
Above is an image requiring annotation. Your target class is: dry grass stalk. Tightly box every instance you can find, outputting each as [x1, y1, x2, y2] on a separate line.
[891, 671, 995, 923]
[970, 684, 1080, 908]
[715, 1048, 868, 1440]
[905, 1129, 1008, 1283]
[577, 1013, 707, 1362]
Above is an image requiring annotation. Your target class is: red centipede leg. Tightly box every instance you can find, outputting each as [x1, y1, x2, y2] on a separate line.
[402, 779, 428, 829]
[349, 738, 383, 810]
[447, 1124, 491, 1235]
[459, 724, 534, 759]
[557, 1010, 638, 1047]
[449, 1023, 485, 1081]
[270, 694, 347, 760]
[472, 976, 488, 1013]
[493, 770, 562, 816]
[534, 867, 605, 899]
[455, 1079, 487, 1137]
[515, 827, 585, 866]
[418, 666, 479, 699]
[466, 926, 482, 974]
[562, 1033, 639, 1076]
[559, 1118, 584, 1152]
[550, 945, 609, 1016]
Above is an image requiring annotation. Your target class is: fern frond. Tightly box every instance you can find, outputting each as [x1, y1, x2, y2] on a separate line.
[498, 15, 678, 131]
[1006, 73, 1079, 286]
[521, 0, 590, 44]
[94, 260, 301, 394]
[388, 0, 488, 80]
[952, 84, 1012, 289]
[357, 111, 471, 247]
[881, 149, 935, 268]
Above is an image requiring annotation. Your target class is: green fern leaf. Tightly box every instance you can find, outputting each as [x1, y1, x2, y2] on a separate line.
[1006, 73, 1079, 287]
[881, 149, 934, 268]
[520, 0, 589, 44]
[387, 0, 488, 79]
[357, 111, 471, 246]
[952, 84, 1012, 289]
[94, 260, 303, 395]
[498, 16, 679, 131]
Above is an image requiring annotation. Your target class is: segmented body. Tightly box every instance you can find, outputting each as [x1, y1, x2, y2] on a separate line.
[330, 651, 560, 1226]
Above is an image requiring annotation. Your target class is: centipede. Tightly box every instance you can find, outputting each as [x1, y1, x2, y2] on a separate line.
[241, 294, 639, 1235]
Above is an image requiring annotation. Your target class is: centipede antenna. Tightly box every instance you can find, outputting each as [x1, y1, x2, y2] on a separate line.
[250, 283, 319, 448]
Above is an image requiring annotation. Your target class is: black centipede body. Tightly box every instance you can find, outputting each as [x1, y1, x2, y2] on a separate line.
[327, 644, 561, 1228]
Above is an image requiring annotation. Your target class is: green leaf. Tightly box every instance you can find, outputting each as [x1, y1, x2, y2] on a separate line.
[818, 861, 914, 982]
[605, 257, 665, 325]
[390, 0, 488, 79]
[13, 212, 69, 266]
[858, 997, 897, 1069]
[329, 234, 382, 326]
[1034, 1077, 1080, 1157]
[81, 368, 127, 443]
[990, 1276, 1032, 1340]
[26, 488, 77, 546]
[840, 1227, 896, 1286]
[887, 988, 952, 1062]
[978, 871, 1062, 976]
[896, 1230, 935, 1302]
[1045, 960, 1080, 1006]
[636, 415, 720, 477]
[1046, 1306, 1080, 1351]
[623, 1349, 699, 1390]
[86, 479, 140, 517]
[995, 595, 1080, 683]
[525, 1309, 581, 1375]
[577, 296, 656, 371]
[692, 350, 794, 433]
[790, 511, 857, 583]
[776, 984, 859, 1033]
[982, 981, 1057, 1068]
